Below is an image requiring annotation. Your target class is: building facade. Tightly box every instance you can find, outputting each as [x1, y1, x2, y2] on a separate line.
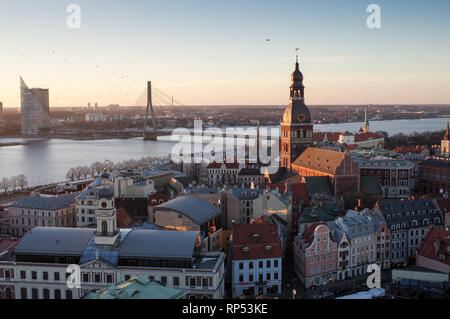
[356, 159, 414, 198]
[375, 198, 444, 266]
[231, 221, 282, 297]
[8, 193, 77, 237]
[418, 158, 450, 197]
[293, 223, 338, 288]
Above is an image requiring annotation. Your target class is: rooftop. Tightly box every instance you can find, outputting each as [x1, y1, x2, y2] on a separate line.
[155, 196, 222, 225]
[10, 193, 78, 210]
[83, 275, 187, 299]
[232, 220, 282, 261]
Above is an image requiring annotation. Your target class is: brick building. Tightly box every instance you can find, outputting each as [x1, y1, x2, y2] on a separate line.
[418, 158, 450, 196]
[291, 147, 360, 195]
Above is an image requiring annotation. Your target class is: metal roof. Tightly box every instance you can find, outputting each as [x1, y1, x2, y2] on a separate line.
[10, 193, 78, 210]
[15, 227, 95, 256]
[155, 196, 222, 224]
[119, 229, 199, 260]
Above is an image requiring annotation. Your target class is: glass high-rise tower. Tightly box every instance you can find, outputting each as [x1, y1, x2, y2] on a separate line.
[20, 77, 51, 135]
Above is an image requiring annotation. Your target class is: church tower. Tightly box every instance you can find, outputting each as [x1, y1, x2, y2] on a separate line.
[280, 53, 313, 169]
[94, 189, 119, 246]
[363, 107, 370, 133]
[441, 121, 450, 157]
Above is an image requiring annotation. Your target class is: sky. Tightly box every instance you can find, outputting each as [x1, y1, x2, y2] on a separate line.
[1, 0, 450, 108]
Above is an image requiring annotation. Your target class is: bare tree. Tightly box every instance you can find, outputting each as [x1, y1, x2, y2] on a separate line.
[66, 168, 76, 181]
[91, 161, 103, 175]
[0, 177, 10, 194]
[17, 174, 28, 191]
[79, 166, 90, 179]
[73, 166, 82, 180]
[9, 176, 18, 192]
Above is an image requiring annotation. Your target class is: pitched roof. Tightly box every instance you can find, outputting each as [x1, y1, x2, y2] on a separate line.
[300, 222, 327, 245]
[313, 132, 340, 143]
[354, 132, 383, 142]
[155, 196, 222, 225]
[10, 193, 78, 210]
[418, 227, 450, 266]
[232, 220, 282, 260]
[292, 147, 347, 174]
[304, 176, 334, 196]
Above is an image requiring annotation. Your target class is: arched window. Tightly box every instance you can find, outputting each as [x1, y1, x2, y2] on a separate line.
[101, 221, 108, 236]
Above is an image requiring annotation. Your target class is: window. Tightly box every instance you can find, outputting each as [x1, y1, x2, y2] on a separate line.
[259, 261, 263, 269]
[274, 272, 278, 280]
[32, 271, 37, 280]
[21, 288, 27, 299]
[266, 273, 271, 281]
[161, 276, 167, 285]
[20, 271, 26, 279]
[266, 260, 271, 268]
[106, 274, 113, 283]
[189, 277, 196, 287]
[43, 289, 50, 299]
[274, 260, 279, 268]
[32, 288, 39, 299]
[249, 262, 254, 269]
[249, 274, 254, 282]
[66, 290, 73, 299]
[54, 272, 60, 281]
[239, 275, 244, 283]
[94, 274, 101, 283]
[54, 289, 61, 299]
[124, 275, 131, 281]
[173, 277, 180, 286]
[83, 273, 89, 282]
[202, 278, 208, 287]
[239, 262, 244, 270]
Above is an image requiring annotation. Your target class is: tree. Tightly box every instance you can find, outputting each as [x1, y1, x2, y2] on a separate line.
[79, 166, 90, 179]
[0, 177, 10, 194]
[9, 176, 18, 192]
[90, 161, 103, 175]
[66, 168, 76, 181]
[17, 174, 28, 191]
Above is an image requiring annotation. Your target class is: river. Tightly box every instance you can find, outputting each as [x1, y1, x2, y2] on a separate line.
[0, 117, 448, 187]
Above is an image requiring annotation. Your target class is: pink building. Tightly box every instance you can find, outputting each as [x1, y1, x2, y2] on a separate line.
[293, 222, 338, 288]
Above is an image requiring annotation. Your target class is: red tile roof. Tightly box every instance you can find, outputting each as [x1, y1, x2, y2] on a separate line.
[436, 198, 450, 216]
[354, 132, 383, 142]
[232, 220, 282, 260]
[116, 207, 136, 228]
[300, 222, 327, 246]
[418, 226, 450, 266]
[313, 132, 340, 143]
[207, 162, 240, 169]
[0, 238, 19, 254]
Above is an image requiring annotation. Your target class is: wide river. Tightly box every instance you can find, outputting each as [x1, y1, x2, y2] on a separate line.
[0, 117, 448, 187]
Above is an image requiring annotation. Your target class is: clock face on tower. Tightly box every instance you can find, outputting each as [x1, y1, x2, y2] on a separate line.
[298, 114, 306, 123]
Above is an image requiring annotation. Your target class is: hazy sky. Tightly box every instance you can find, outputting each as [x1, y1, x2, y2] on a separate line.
[1, 0, 450, 108]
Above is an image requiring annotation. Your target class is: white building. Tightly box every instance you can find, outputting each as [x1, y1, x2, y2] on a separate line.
[0, 193, 225, 299]
[231, 221, 282, 297]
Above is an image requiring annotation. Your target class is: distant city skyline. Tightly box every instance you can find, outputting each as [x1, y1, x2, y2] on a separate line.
[1, 0, 450, 108]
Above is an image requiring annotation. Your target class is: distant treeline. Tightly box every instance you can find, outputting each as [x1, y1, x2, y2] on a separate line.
[383, 129, 446, 149]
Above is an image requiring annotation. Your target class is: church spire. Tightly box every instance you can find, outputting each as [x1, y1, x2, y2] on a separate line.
[444, 121, 449, 140]
[363, 107, 370, 133]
